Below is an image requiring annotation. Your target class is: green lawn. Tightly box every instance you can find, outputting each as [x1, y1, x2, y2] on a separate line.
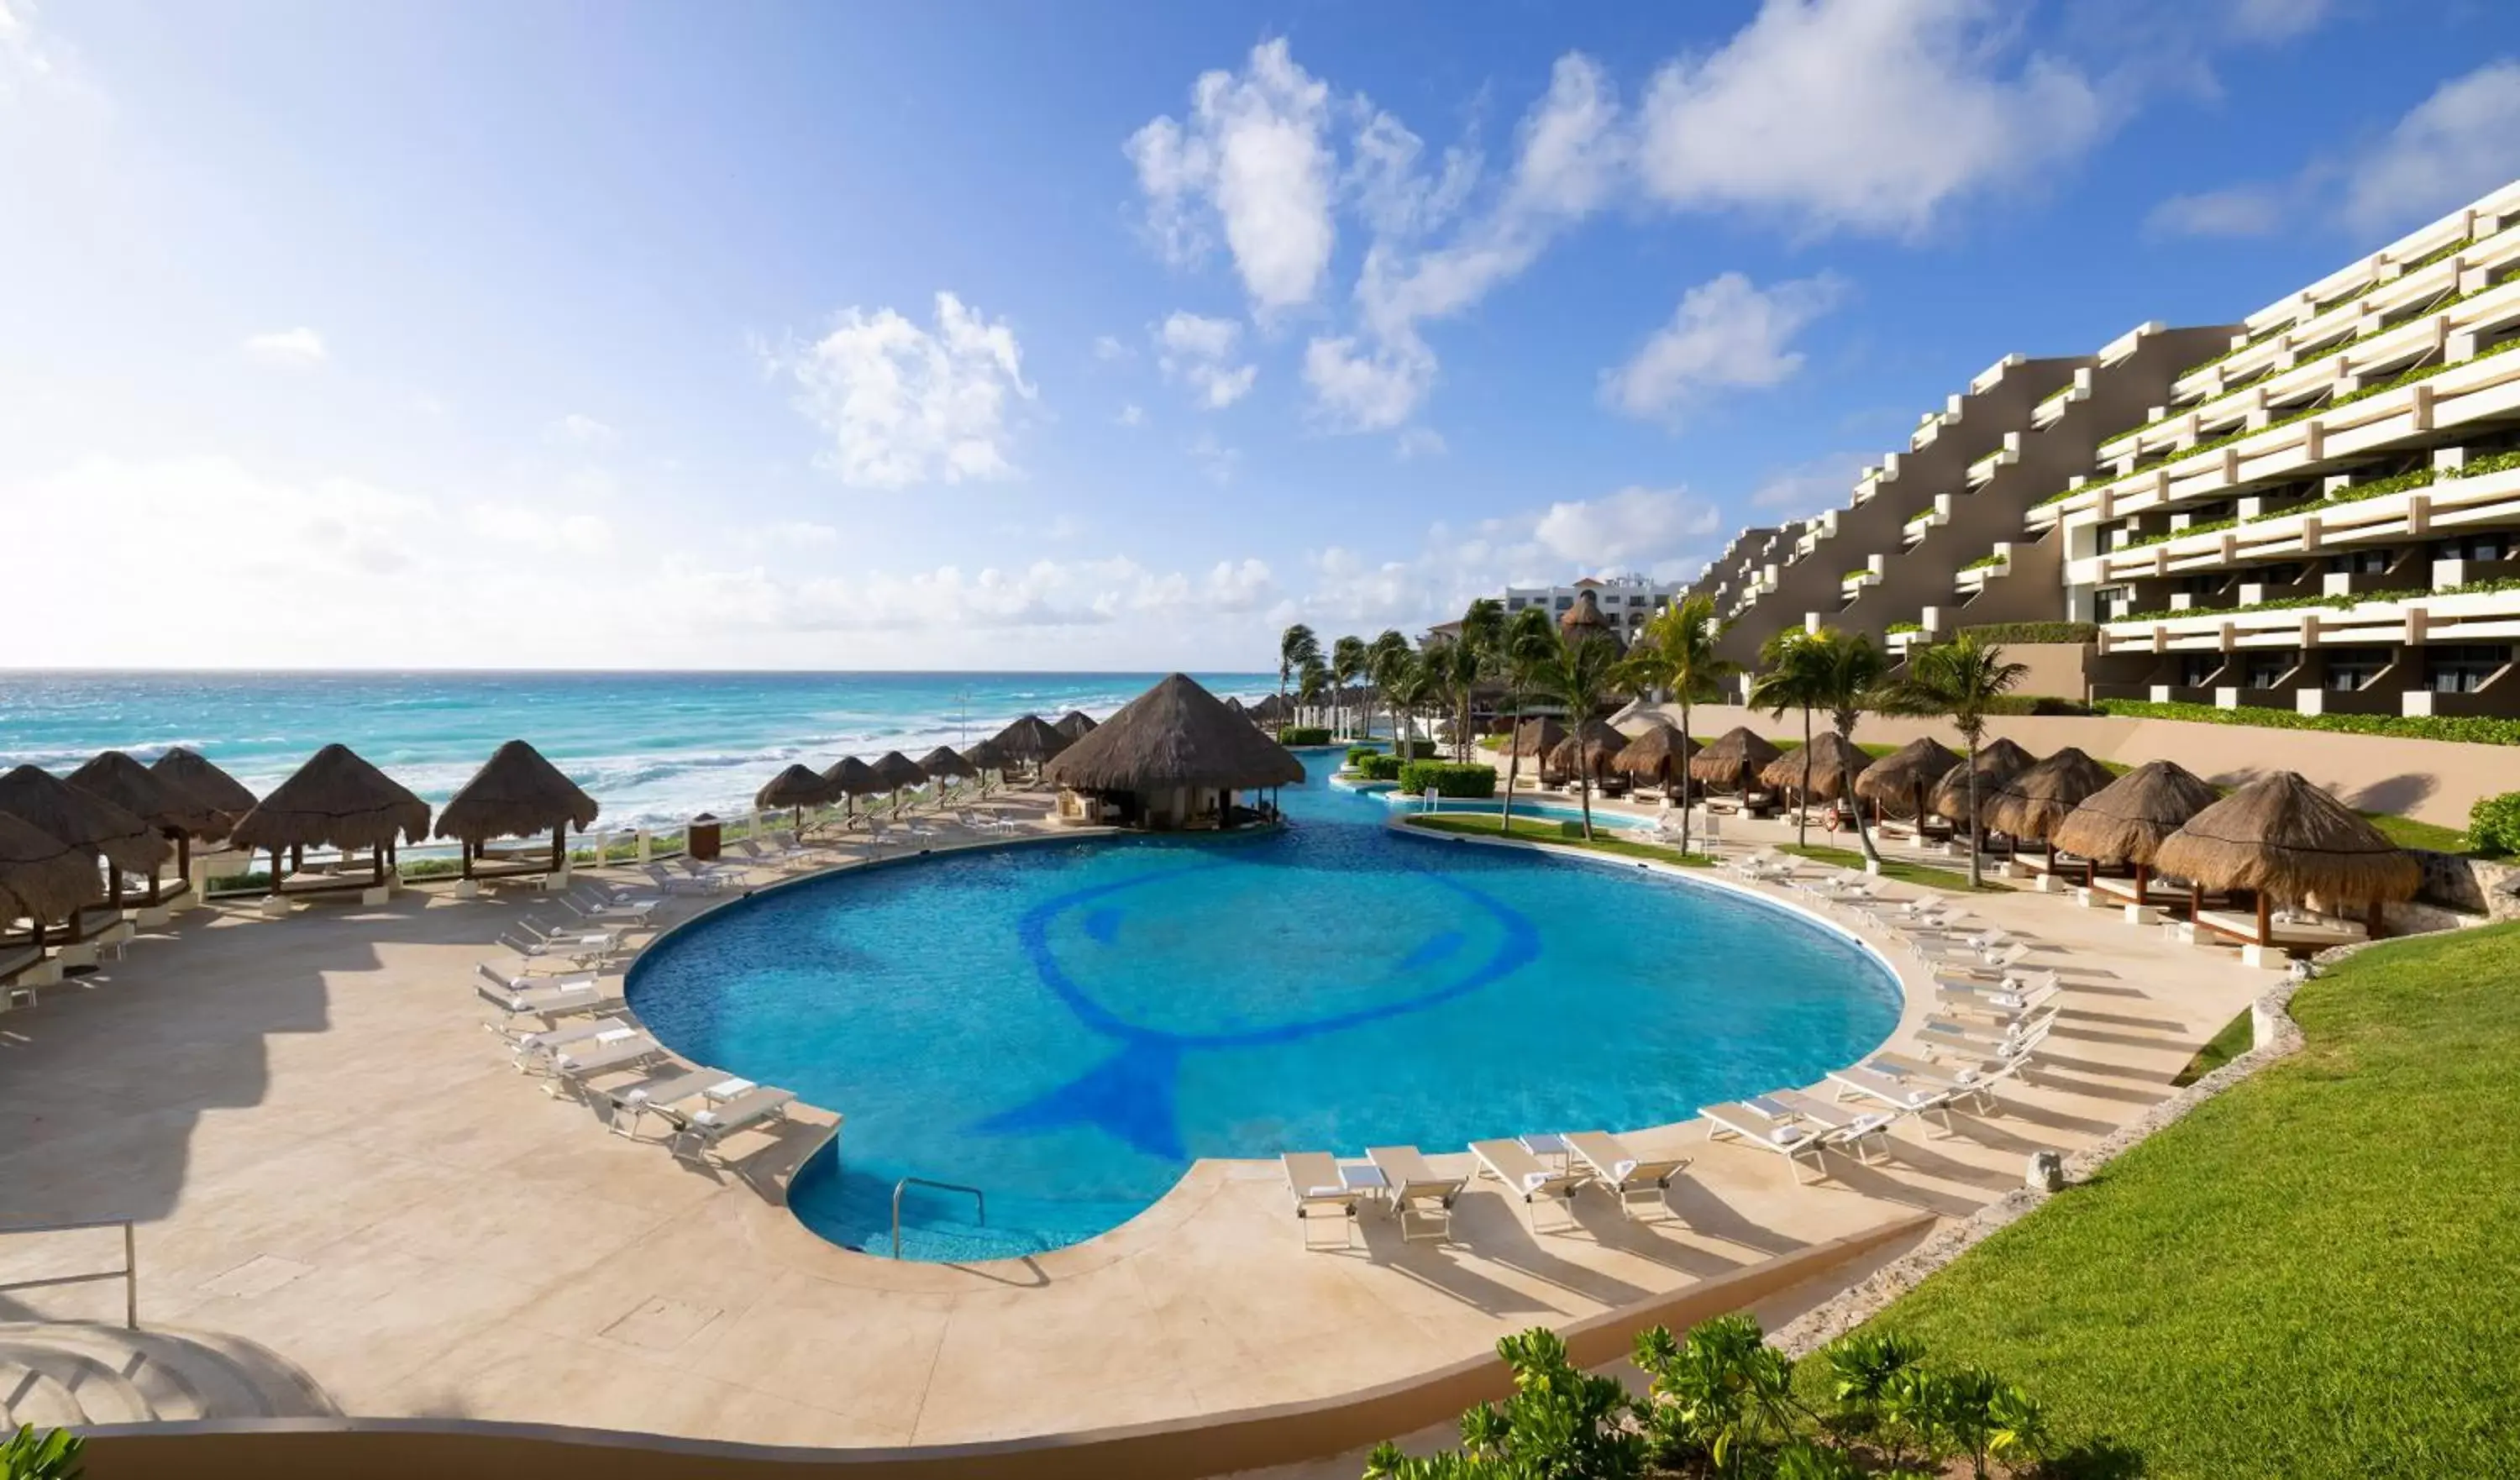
[1400, 811, 1714, 867]
[1817, 922, 2520, 1477]
[2169, 1008, 2254, 1088]
[2358, 810, 2476, 855]
[1777, 842, 2006, 893]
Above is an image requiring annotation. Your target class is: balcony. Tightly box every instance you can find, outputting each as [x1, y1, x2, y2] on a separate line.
[2095, 585, 2520, 657]
[2068, 459, 2520, 588]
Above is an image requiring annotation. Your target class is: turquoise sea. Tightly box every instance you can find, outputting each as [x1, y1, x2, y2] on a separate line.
[0, 671, 1277, 828]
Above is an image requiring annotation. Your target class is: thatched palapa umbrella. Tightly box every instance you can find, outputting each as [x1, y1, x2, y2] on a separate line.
[1053, 710, 1099, 743]
[2153, 771, 2418, 945]
[1929, 737, 2035, 832]
[1759, 732, 1869, 803]
[867, 750, 927, 815]
[228, 744, 430, 890]
[956, 740, 1005, 798]
[2050, 759, 2222, 904]
[753, 764, 836, 833]
[1559, 587, 1625, 654]
[920, 746, 977, 799]
[0, 766, 167, 940]
[66, 750, 221, 901]
[821, 756, 884, 821]
[1042, 673, 1302, 828]
[1547, 718, 1630, 784]
[990, 714, 1072, 774]
[0, 812, 102, 944]
[1504, 716, 1568, 757]
[150, 747, 257, 835]
[1852, 737, 1959, 824]
[1985, 747, 2118, 859]
[1610, 722, 1698, 793]
[436, 740, 600, 878]
[1689, 727, 1783, 794]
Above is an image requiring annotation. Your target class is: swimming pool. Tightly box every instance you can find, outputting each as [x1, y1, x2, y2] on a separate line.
[625, 752, 1900, 1261]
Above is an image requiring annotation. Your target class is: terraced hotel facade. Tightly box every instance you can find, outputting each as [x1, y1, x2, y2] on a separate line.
[1694, 178, 2520, 719]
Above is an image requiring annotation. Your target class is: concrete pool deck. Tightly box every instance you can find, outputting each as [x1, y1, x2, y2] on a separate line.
[1, 795, 2273, 1459]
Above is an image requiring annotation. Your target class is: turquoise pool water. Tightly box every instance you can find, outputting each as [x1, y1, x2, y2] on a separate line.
[625, 752, 1899, 1261]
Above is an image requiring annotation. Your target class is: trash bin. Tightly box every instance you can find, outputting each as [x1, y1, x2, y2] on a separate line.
[688, 813, 722, 863]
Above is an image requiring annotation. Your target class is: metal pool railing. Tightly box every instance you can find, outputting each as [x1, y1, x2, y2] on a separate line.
[891, 1178, 986, 1259]
[0, 1217, 139, 1329]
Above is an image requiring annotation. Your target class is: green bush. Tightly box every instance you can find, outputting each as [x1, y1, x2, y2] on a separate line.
[1277, 726, 1331, 745]
[1982, 695, 2096, 716]
[2469, 792, 2520, 855]
[1884, 620, 1925, 635]
[2094, 698, 2520, 748]
[1355, 753, 1405, 781]
[1395, 760, 1497, 798]
[1389, 738, 1437, 760]
[1960, 552, 2008, 571]
[1955, 622, 2097, 645]
[0, 1425, 85, 1480]
[1343, 744, 1383, 768]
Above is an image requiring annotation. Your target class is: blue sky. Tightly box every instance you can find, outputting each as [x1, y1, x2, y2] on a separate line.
[6, 0, 2517, 669]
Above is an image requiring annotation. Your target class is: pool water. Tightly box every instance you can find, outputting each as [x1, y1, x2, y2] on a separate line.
[625, 752, 1898, 1261]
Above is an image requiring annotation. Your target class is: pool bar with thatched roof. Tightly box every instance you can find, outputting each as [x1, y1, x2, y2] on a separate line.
[1042, 674, 1303, 829]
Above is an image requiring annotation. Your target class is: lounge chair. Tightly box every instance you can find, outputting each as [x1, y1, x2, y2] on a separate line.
[544, 1028, 670, 1097]
[640, 863, 731, 896]
[560, 886, 660, 926]
[506, 918, 625, 965]
[475, 962, 618, 1026]
[1934, 971, 2060, 1018]
[1562, 1131, 1690, 1221]
[1766, 1089, 1898, 1164]
[677, 855, 747, 884]
[1365, 1145, 1464, 1244]
[661, 1084, 797, 1160]
[507, 1013, 633, 1072]
[1699, 1097, 1832, 1184]
[1468, 1139, 1588, 1233]
[1825, 1065, 1969, 1134]
[600, 1064, 724, 1137]
[1282, 1151, 1372, 1249]
[1918, 1005, 2058, 1054]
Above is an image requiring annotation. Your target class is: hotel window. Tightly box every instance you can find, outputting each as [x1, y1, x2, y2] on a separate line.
[1507, 597, 1526, 610]
[2325, 548, 2392, 576]
[2433, 534, 2511, 563]
[2243, 651, 2294, 690]
[2254, 562, 2307, 588]
[2175, 572, 2228, 599]
[1554, 596, 1572, 611]
[2178, 653, 2222, 688]
[2097, 585, 2134, 620]
[2428, 645, 2512, 694]
[2324, 649, 2386, 691]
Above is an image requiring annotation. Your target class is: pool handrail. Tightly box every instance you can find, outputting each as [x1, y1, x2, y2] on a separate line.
[893, 1177, 986, 1259]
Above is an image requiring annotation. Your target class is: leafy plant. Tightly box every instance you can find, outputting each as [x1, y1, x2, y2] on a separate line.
[1533, 627, 1627, 840]
[1960, 552, 2008, 571]
[1636, 1314, 1804, 1477]
[1356, 753, 1405, 781]
[0, 1426, 83, 1480]
[1619, 594, 1738, 858]
[2092, 698, 2520, 748]
[1877, 634, 2029, 888]
[1279, 623, 1320, 717]
[1884, 620, 1924, 635]
[2467, 791, 2520, 856]
[1956, 622, 2097, 645]
[1278, 726, 1332, 746]
[1396, 760, 1498, 799]
[1345, 744, 1384, 768]
[1364, 1328, 1644, 1480]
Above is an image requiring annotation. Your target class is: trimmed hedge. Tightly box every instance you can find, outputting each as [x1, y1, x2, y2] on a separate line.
[2093, 698, 2520, 748]
[1395, 760, 1498, 799]
[1277, 726, 1331, 745]
[1956, 621, 2099, 644]
[1982, 695, 2097, 716]
[1343, 744, 1383, 768]
[2470, 792, 2520, 856]
[1389, 738, 1438, 760]
[1355, 753, 1404, 781]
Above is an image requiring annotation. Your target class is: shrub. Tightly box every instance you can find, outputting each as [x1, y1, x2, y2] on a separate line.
[1356, 753, 1405, 781]
[1, 1426, 84, 1480]
[2093, 698, 2520, 748]
[1344, 744, 1383, 768]
[1960, 552, 2008, 571]
[2469, 792, 2520, 856]
[1955, 621, 2097, 645]
[1389, 738, 1438, 760]
[1277, 726, 1331, 745]
[1982, 695, 2096, 716]
[1884, 620, 1925, 635]
[1395, 760, 1497, 798]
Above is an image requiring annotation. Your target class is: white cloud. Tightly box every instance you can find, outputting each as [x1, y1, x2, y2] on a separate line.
[1116, 401, 1147, 428]
[1126, 39, 1336, 313]
[1396, 427, 1447, 460]
[2339, 61, 2520, 234]
[1092, 333, 1133, 363]
[1635, 0, 2108, 238]
[1185, 430, 1240, 484]
[1747, 453, 1870, 518]
[1346, 107, 1478, 243]
[549, 412, 619, 448]
[2145, 184, 2287, 239]
[241, 327, 327, 365]
[1601, 271, 1847, 424]
[465, 501, 615, 557]
[2225, 0, 2334, 43]
[1532, 485, 1722, 568]
[1302, 333, 1436, 432]
[771, 291, 1036, 488]
[1154, 310, 1258, 408]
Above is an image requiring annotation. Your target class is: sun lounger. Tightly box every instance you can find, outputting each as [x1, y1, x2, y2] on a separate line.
[1282, 1151, 1371, 1249]
[507, 1013, 633, 1071]
[475, 962, 617, 1025]
[1468, 1138, 1589, 1232]
[544, 1028, 670, 1096]
[661, 1084, 796, 1159]
[1826, 1065, 1969, 1134]
[1562, 1131, 1690, 1221]
[1699, 1097, 1832, 1183]
[1365, 1145, 1465, 1244]
[601, 1065, 723, 1136]
[1766, 1089, 1898, 1163]
[1934, 973, 2060, 1019]
[640, 863, 730, 896]
[559, 890, 659, 927]
[1918, 1005, 2057, 1053]
[499, 922, 623, 969]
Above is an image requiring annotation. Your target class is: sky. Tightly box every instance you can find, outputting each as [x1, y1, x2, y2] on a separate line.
[5, 0, 2519, 671]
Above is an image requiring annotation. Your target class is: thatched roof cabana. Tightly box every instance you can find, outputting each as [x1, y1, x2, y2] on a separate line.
[1689, 727, 1783, 790]
[867, 751, 927, 792]
[66, 750, 218, 899]
[2154, 771, 2419, 913]
[1043, 674, 1304, 806]
[754, 764, 836, 813]
[228, 745, 430, 881]
[1053, 711, 1099, 742]
[436, 740, 599, 845]
[150, 747, 256, 835]
[822, 756, 882, 795]
[919, 746, 977, 779]
[1986, 747, 2118, 843]
[1759, 732, 1870, 801]
[1504, 716, 1568, 758]
[1559, 588, 1625, 653]
[990, 714, 1073, 765]
[1852, 737, 1960, 820]
[1610, 723, 1698, 787]
[2050, 760, 2222, 876]
[1929, 737, 2036, 828]
[1547, 719, 1630, 780]
[0, 765, 167, 875]
[0, 811, 102, 932]
[958, 740, 1004, 773]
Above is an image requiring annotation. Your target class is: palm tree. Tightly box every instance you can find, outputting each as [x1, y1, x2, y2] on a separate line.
[1331, 635, 1367, 740]
[1425, 636, 1484, 764]
[1801, 628, 1893, 865]
[1749, 630, 1827, 849]
[1494, 606, 1556, 834]
[1877, 633, 2029, 889]
[1367, 629, 1412, 747]
[1535, 628, 1625, 839]
[1619, 594, 1738, 858]
[1383, 652, 1438, 764]
[1298, 655, 1330, 713]
[1278, 623, 1320, 722]
[1455, 598, 1505, 759]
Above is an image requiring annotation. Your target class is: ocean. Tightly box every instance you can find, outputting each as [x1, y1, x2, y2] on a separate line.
[0, 671, 1279, 829]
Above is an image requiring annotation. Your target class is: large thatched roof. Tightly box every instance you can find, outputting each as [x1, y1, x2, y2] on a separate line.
[2153, 771, 2419, 907]
[150, 748, 257, 833]
[67, 751, 223, 838]
[1043, 674, 1305, 791]
[920, 745, 977, 779]
[0, 765, 169, 874]
[1760, 732, 1871, 800]
[1547, 718, 1630, 778]
[2050, 760, 2223, 867]
[754, 764, 835, 811]
[1559, 588, 1625, 653]
[228, 744, 430, 853]
[1053, 710, 1100, 742]
[1610, 722, 1698, 782]
[1689, 727, 1784, 789]
[435, 740, 599, 842]
[0, 811, 102, 924]
[1504, 716, 1568, 758]
[1852, 737, 1960, 816]
[991, 714, 1073, 764]
[1929, 737, 2036, 827]
[958, 739, 1006, 774]
[822, 756, 884, 795]
[1985, 747, 2118, 842]
[867, 751, 927, 790]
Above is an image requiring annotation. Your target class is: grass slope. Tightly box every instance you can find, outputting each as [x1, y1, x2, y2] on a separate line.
[1825, 922, 2520, 1477]
[1400, 812, 1714, 867]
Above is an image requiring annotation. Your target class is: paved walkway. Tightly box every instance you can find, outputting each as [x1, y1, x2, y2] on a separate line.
[0, 794, 2273, 1451]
